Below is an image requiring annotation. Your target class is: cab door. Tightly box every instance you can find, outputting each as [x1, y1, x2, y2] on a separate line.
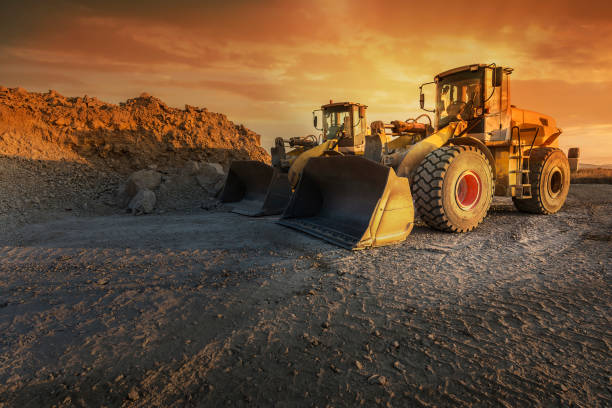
[352, 105, 366, 153]
[337, 106, 365, 154]
[484, 68, 511, 141]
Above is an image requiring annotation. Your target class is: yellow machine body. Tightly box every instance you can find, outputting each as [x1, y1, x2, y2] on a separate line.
[395, 121, 464, 178]
[431, 64, 566, 197]
[278, 63, 575, 250]
[278, 121, 453, 249]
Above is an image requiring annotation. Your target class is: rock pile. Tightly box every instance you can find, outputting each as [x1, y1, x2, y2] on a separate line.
[0, 87, 269, 172]
[120, 169, 162, 214]
[0, 155, 123, 234]
[119, 161, 226, 214]
[0, 86, 269, 227]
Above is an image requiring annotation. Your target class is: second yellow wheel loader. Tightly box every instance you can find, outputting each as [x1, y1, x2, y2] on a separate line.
[219, 101, 369, 216]
[220, 101, 430, 216]
[279, 63, 577, 250]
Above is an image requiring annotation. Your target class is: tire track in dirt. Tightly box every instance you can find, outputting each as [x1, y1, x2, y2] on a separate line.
[0, 186, 610, 407]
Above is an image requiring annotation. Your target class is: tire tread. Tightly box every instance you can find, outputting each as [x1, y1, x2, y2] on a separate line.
[512, 147, 567, 214]
[413, 146, 493, 232]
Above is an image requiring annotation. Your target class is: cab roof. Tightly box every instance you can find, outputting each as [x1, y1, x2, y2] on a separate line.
[321, 101, 368, 110]
[435, 64, 513, 81]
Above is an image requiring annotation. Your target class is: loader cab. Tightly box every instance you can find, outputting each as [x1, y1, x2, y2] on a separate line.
[318, 102, 368, 154]
[421, 64, 513, 142]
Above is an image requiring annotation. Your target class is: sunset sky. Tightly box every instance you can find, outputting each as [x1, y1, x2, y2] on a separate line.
[1, 0, 611, 164]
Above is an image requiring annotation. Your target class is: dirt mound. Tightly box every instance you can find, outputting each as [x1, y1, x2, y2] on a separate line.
[0, 86, 270, 230]
[0, 155, 121, 227]
[0, 86, 269, 173]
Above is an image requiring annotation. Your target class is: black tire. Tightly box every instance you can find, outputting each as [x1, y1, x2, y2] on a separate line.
[513, 148, 570, 214]
[413, 146, 494, 232]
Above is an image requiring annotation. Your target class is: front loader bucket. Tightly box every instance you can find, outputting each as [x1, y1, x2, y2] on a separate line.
[220, 161, 291, 216]
[278, 156, 414, 250]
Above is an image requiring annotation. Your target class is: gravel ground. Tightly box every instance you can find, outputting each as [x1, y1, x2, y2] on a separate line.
[0, 185, 610, 407]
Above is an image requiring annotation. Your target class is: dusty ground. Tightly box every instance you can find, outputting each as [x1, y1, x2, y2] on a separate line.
[572, 167, 612, 184]
[0, 185, 610, 407]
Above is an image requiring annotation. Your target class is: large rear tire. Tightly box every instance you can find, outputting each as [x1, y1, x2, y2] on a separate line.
[413, 146, 494, 232]
[512, 148, 570, 214]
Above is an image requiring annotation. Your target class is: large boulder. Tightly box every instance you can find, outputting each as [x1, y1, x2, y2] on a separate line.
[128, 169, 162, 190]
[182, 160, 200, 176]
[118, 169, 162, 206]
[128, 189, 156, 214]
[196, 162, 226, 196]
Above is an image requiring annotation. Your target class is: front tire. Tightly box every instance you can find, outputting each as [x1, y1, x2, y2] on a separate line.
[513, 148, 570, 214]
[413, 146, 494, 232]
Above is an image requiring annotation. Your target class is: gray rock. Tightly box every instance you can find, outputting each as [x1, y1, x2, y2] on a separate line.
[118, 169, 162, 206]
[205, 162, 224, 175]
[196, 162, 226, 196]
[128, 169, 162, 191]
[182, 160, 200, 176]
[128, 189, 156, 214]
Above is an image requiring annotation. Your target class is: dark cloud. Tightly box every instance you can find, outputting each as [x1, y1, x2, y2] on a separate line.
[2, 0, 610, 78]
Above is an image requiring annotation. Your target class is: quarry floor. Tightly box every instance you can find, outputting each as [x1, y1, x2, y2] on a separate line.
[0, 185, 610, 407]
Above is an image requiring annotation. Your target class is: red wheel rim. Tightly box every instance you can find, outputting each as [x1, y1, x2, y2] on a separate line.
[455, 170, 482, 210]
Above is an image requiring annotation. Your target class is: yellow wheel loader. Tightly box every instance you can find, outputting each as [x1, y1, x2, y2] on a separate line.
[219, 101, 371, 216]
[279, 63, 578, 249]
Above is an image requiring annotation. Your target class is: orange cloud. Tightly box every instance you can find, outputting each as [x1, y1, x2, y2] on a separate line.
[1, 0, 611, 163]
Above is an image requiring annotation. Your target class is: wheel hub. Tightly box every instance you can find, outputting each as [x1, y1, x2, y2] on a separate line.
[455, 170, 482, 211]
[548, 167, 563, 198]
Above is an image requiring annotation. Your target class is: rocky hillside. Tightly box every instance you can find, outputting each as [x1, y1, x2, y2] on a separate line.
[0, 86, 269, 231]
[0, 86, 269, 172]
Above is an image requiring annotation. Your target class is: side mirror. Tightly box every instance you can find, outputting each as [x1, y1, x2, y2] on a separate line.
[492, 67, 503, 87]
[418, 81, 436, 113]
[359, 106, 366, 118]
[313, 115, 318, 128]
